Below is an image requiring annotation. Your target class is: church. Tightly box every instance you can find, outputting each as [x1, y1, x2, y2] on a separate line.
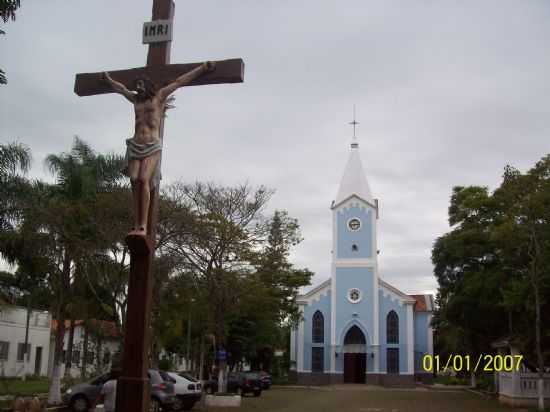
[289, 133, 434, 386]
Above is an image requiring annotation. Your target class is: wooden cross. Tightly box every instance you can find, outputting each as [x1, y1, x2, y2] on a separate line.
[73, 1, 244, 412]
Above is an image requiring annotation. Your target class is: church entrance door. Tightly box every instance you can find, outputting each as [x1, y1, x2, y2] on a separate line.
[343, 325, 367, 383]
[344, 353, 366, 383]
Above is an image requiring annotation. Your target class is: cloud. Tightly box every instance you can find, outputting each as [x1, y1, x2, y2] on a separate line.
[2, 0, 550, 298]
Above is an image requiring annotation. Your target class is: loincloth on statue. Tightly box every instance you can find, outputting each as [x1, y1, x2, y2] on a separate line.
[122, 137, 162, 189]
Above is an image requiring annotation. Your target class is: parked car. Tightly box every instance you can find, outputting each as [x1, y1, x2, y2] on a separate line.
[158, 370, 201, 411]
[258, 371, 272, 389]
[63, 369, 175, 412]
[203, 372, 262, 397]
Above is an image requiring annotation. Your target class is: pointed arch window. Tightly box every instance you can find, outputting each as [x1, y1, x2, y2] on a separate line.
[386, 310, 399, 344]
[312, 311, 324, 343]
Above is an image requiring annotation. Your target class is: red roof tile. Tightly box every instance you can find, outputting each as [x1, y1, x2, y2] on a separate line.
[51, 319, 119, 338]
[409, 294, 434, 312]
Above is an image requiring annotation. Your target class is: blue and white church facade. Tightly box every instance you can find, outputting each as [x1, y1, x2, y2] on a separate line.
[289, 136, 434, 386]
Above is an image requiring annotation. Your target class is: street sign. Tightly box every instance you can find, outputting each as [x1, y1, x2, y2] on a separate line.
[142, 20, 172, 44]
[217, 349, 227, 361]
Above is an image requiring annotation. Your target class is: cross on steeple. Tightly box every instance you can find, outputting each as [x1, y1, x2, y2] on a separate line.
[349, 105, 359, 148]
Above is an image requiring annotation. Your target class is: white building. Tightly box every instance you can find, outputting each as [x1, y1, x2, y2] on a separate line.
[0, 306, 51, 377]
[49, 320, 121, 378]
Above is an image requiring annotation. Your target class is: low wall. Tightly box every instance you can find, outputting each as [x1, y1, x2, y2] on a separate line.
[414, 372, 434, 384]
[296, 372, 414, 387]
[498, 372, 550, 407]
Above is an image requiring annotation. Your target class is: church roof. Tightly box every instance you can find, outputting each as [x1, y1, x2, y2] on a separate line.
[378, 279, 417, 304]
[333, 137, 374, 208]
[410, 294, 435, 312]
[297, 278, 331, 305]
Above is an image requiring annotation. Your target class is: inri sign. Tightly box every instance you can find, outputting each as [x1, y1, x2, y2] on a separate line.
[142, 20, 172, 44]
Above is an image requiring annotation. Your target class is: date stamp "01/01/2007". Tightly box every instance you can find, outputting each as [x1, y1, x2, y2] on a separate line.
[422, 354, 523, 373]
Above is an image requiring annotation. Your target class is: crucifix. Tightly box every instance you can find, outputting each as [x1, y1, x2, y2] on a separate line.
[74, 1, 244, 411]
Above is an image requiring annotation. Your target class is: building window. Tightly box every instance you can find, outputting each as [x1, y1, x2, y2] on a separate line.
[386, 310, 399, 344]
[387, 348, 399, 373]
[72, 350, 81, 366]
[348, 288, 362, 304]
[86, 352, 94, 364]
[312, 347, 324, 372]
[312, 311, 324, 343]
[0, 341, 9, 360]
[17, 343, 31, 362]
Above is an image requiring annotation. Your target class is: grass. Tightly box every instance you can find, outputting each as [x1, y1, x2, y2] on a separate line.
[433, 374, 470, 386]
[204, 387, 514, 412]
[0, 377, 49, 396]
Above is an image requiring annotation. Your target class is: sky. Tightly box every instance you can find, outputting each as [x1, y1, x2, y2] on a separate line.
[2, 0, 550, 296]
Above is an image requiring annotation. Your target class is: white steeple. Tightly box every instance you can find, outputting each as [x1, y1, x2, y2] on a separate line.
[333, 113, 374, 207]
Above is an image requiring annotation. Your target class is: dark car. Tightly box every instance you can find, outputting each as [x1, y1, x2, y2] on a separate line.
[62, 369, 175, 412]
[203, 372, 262, 397]
[258, 371, 272, 389]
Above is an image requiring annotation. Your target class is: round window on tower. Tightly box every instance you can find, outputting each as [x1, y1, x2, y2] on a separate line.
[348, 218, 361, 231]
[348, 288, 362, 303]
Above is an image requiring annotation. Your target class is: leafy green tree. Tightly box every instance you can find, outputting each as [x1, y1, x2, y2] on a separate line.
[42, 137, 124, 404]
[0, 142, 31, 230]
[433, 156, 550, 409]
[0, 0, 20, 22]
[159, 182, 273, 391]
[1, 0, 22, 84]
[432, 186, 508, 379]
[229, 210, 312, 370]
[491, 159, 550, 410]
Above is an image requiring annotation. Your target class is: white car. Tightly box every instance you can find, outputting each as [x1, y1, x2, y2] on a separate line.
[159, 371, 202, 411]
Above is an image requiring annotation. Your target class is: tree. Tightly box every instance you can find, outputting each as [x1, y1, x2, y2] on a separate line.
[433, 156, 550, 409]
[159, 182, 273, 391]
[432, 186, 508, 378]
[0, 142, 31, 230]
[0, 0, 20, 22]
[492, 159, 550, 410]
[42, 137, 124, 404]
[1, 0, 22, 85]
[230, 210, 312, 370]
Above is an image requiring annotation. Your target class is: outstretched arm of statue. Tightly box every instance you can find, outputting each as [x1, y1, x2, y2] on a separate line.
[102, 72, 136, 103]
[158, 61, 216, 100]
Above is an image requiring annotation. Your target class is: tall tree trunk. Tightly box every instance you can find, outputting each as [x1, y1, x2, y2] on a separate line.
[22, 298, 31, 381]
[48, 305, 65, 404]
[64, 318, 75, 378]
[48, 251, 71, 405]
[533, 282, 545, 411]
[81, 324, 89, 379]
[96, 335, 103, 373]
[199, 335, 205, 381]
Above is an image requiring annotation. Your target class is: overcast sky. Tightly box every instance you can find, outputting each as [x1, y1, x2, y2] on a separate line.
[2, 1, 550, 295]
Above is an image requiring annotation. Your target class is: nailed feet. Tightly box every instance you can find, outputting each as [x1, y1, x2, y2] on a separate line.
[128, 226, 147, 237]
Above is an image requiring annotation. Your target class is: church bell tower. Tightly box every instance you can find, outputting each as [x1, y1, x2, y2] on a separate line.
[330, 115, 380, 374]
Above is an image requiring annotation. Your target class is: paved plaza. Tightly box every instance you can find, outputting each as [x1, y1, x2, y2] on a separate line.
[204, 386, 512, 412]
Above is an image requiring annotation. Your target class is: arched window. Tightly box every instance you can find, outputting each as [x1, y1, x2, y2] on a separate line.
[386, 310, 399, 344]
[344, 325, 366, 345]
[312, 311, 324, 343]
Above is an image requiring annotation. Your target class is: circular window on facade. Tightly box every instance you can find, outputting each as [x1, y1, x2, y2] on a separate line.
[348, 218, 361, 231]
[348, 288, 362, 303]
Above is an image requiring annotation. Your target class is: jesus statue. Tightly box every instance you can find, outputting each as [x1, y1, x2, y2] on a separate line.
[102, 61, 216, 236]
